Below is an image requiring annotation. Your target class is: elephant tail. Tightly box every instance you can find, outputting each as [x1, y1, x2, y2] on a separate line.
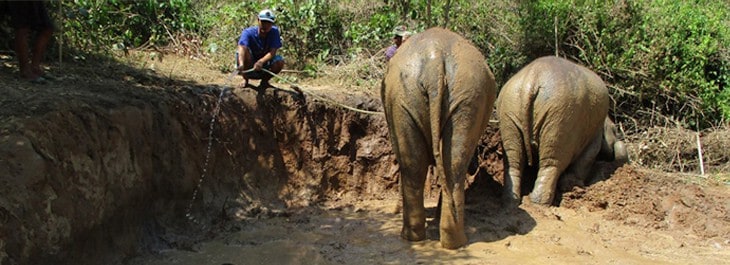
[522, 84, 539, 167]
[430, 57, 449, 196]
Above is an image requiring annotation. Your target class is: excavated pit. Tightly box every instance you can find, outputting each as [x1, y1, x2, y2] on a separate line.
[0, 76, 419, 264]
[2, 55, 728, 265]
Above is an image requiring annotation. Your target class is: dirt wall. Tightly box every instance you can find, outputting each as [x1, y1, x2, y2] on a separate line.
[0, 84, 396, 265]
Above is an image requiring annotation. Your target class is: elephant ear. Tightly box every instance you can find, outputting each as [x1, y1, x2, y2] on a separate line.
[610, 120, 629, 163]
[598, 117, 628, 162]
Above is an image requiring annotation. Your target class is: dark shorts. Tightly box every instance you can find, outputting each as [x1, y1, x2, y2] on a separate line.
[6, 1, 54, 31]
[235, 50, 284, 79]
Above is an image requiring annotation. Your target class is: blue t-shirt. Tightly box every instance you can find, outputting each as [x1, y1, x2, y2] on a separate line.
[238, 26, 283, 60]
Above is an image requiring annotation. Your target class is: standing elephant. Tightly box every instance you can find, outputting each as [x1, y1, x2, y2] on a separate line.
[381, 27, 497, 249]
[497, 56, 627, 206]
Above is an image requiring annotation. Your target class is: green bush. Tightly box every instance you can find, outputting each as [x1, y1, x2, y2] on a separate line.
[641, 0, 730, 127]
[448, 1, 526, 88]
[57, 0, 200, 52]
[200, 0, 409, 76]
[195, 1, 263, 71]
[508, 0, 729, 129]
[41, 0, 730, 129]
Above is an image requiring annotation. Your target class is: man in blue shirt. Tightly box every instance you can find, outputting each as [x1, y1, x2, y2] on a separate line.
[236, 9, 285, 90]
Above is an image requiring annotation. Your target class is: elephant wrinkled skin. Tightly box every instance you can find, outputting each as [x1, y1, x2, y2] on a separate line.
[381, 27, 497, 249]
[497, 56, 627, 206]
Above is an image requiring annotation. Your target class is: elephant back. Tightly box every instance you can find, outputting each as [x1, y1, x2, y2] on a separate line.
[498, 56, 609, 164]
[384, 27, 495, 107]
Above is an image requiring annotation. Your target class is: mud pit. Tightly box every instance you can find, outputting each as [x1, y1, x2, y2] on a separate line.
[1, 54, 728, 265]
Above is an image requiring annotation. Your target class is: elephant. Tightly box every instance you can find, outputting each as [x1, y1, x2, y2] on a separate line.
[381, 27, 497, 249]
[497, 56, 628, 206]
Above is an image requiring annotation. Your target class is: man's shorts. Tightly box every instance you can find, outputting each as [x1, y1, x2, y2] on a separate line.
[6, 1, 54, 31]
[235, 50, 284, 79]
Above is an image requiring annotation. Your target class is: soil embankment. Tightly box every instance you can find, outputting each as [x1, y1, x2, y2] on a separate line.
[0, 64, 394, 264]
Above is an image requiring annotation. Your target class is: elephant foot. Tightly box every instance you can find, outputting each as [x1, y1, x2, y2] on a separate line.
[440, 232, 468, 249]
[529, 190, 554, 205]
[401, 226, 426, 242]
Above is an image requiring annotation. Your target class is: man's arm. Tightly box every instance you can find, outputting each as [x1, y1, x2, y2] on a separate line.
[254, 48, 278, 70]
[237, 45, 247, 71]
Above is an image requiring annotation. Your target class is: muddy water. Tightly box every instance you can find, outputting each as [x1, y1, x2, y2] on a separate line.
[128, 196, 728, 265]
[131, 201, 412, 265]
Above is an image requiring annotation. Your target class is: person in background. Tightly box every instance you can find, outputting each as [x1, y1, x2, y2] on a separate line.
[385, 25, 411, 62]
[236, 9, 285, 90]
[6, 1, 54, 83]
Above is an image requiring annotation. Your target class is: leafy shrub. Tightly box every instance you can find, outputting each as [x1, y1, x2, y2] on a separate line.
[195, 1, 263, 71]
[448, 1, 526, 88]
[56, 0, 200, 52]
[640, 0, 730, 127]
[36, 0, 730, 129]
[201, 0, 403, 76]
[507, 0, 729, 129]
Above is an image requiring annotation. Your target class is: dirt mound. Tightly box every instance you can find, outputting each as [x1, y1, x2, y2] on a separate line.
[562, 165, 730, 242]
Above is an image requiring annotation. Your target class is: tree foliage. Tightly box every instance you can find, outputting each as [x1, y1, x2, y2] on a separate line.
[29, 0, 730, 129]
[57, 0, 199, 50]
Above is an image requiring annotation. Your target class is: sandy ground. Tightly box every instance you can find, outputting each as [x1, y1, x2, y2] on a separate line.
[130, 188, 728, 265]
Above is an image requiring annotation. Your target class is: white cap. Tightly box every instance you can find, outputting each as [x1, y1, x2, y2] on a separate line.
[393, 25, 409, 37]
[258, 9, 275, 23]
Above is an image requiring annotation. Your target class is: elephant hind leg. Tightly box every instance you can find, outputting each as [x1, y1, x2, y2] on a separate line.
[437, 112, 487, 249]
[503, 149, 526, 206]
[389, 114, 432, 242]
[559, 132, 603, 192]
[501, 120, 527, 206]
[437, 153, 469, 249]
[530, 158, 569, 205]
[399, 160, 430, 242]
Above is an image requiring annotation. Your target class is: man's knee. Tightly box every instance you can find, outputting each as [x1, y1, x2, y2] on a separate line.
[271, 60, 285, 72]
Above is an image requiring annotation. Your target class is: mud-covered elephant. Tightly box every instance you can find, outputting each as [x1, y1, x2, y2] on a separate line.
[381, 27, 497, 249]
[497, 56, 627, 206]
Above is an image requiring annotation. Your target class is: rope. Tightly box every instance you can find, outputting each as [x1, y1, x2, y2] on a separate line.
[237, 68, 383, 115]
[236, 69, 499, 122]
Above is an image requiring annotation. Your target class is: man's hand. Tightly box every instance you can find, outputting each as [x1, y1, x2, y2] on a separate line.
[254, 60, 264, 71]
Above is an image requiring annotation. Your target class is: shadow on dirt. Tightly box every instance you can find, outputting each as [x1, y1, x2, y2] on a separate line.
[423, 181, 536, 248]
[0, 47, 405, 265]
[417, 130, 537, 248]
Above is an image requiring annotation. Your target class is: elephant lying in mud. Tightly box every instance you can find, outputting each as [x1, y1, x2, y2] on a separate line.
[381, 27, 497, 249]
[497, 56, 627, 206]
